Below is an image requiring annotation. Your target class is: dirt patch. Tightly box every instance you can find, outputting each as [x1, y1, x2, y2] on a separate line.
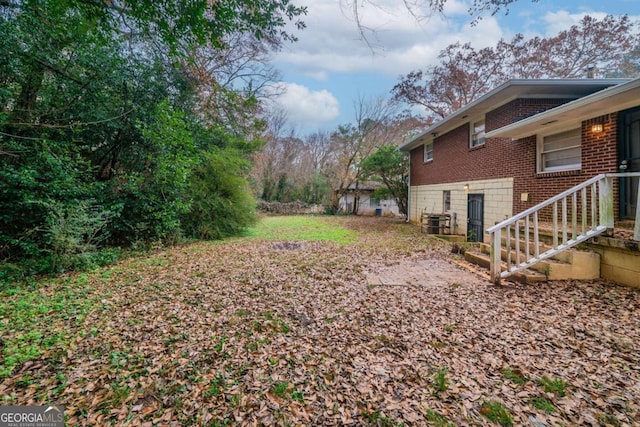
[366, 255, 483, 287]
[271, 241, 306, 251]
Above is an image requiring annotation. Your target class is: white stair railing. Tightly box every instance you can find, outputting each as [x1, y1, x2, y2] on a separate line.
[487, 173, 640, 284]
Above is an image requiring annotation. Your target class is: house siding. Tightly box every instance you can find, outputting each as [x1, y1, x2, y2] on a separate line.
[409, 98, 621, 225]
[513, 113, 619, 219]
[410, 178, 513, 237]
[339, 192, 400, 216]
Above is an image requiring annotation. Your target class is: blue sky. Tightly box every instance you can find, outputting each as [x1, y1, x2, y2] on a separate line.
[267, 0, 640, 135]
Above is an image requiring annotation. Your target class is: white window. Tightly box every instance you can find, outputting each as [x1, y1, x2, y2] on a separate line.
[424, 141, 433, 162]
[539, 128, 582, 172]
[443, 190, 451, 211]
[470, 119, 485, 148]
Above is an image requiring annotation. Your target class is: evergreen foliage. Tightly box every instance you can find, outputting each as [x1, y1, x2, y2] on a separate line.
[360, 145, 409, 216]
[0, 0, 305, 277]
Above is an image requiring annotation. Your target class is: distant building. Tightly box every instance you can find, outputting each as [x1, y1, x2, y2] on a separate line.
[337, 182, 400, 216]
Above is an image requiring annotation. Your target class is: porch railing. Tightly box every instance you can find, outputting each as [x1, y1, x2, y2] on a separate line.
[487, 173, 640, 284]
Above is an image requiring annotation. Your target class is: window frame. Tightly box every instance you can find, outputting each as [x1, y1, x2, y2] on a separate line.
[443, 190, 451, 212]
[424, 141, 434, 163]
[470, 119, 486, 148]
[537, 128, 582, 173]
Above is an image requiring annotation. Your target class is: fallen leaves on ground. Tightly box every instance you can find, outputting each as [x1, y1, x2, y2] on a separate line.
[1, 217, 639, 426]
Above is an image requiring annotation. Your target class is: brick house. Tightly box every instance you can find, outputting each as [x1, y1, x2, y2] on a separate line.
[400, 78, 640, 242]
[400, 77, 640, 287]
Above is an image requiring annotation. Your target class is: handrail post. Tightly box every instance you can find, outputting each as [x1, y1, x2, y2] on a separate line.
[552, 202, 558, 249]
[562, 197, 568, 244]
[524, 216, 530, 262]
[581, 188, 587, 235]
[490, 230, 501, 285]
[635, 176, 640, 241]
[599, 176, 614, 232]
[571, 192, 577, 241]
[533, 211, 539, 259]
[591, 184, 597, 231]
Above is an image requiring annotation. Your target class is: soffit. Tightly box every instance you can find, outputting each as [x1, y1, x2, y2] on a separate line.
[399, 79, 629, 152]
[485, 77, 640, 139]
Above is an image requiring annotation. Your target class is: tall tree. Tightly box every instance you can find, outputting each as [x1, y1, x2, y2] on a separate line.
[325, 97, 399, 213]
[0, 0, 306, 273]
[392, 15, 640, 120]
[360, 144, 409, 216]
[186, 32, 285, 135]
[323, 99, 423, 214]
[344, 0, 541, 44]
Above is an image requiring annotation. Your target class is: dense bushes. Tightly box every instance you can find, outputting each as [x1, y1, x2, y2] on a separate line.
[0, 103, 259, 276]
[0, 0, 301, 278]
[182, 147, 258, 240]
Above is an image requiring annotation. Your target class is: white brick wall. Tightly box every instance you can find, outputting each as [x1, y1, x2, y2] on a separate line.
[409, 178, 514, 241]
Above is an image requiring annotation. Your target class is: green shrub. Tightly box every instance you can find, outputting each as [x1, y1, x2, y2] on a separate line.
[183, 147, 257, 240]
[44, 201, 113, 272]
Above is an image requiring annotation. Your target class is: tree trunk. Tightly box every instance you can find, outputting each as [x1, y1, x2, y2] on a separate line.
[351, 181, 360, 215]
[9, 64, 45, 127]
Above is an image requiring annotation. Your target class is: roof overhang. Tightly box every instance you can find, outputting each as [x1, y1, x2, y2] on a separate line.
[399, 78, 630, 152]
[485, 77, 640, 140]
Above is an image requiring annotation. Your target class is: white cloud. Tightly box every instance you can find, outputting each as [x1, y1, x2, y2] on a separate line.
[541, 10, 608, 35]
[279, 1, 639, 82]
[442, 0, 471, 15]
[275, 0, 505, 79]
[268, 83, 340, 128]
[271, 0, 637, 131]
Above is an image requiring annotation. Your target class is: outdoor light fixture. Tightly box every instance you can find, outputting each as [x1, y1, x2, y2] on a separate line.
[591, 123, 604, 133]
[463, 183, 469, 191]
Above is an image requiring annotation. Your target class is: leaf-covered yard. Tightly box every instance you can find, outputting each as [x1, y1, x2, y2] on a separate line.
[1, 216, 639, 426]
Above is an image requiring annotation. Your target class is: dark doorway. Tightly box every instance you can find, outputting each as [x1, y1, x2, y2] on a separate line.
[467, 194, 484, 242]
[619, 107, 640, 219]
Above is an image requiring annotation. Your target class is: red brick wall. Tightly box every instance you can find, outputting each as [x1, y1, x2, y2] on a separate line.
[487, 98, 575, 131]
[511, 114, 619, 215]
[410, 98, 620, 217]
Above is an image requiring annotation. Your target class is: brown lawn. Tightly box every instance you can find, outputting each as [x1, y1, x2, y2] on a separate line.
[1, 216, 639, 426]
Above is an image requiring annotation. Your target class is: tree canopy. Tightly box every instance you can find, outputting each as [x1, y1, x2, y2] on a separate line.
[0, 0, 306, 276]
[346, 0, 542, 42]
[360, 144, 409, 216]
[392, 15, 640, 121]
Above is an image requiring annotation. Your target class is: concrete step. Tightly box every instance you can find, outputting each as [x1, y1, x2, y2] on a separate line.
[480, 243, 600, 280]
[463, 250, 548, 284]
[500, 235, 582, 263]
[464, 242, 600, 281]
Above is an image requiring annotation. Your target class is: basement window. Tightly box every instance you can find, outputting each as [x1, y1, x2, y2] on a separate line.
[538, 128, 582, 172]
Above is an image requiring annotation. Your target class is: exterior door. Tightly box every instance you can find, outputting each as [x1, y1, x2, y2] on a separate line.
[619, 107, 640, 219]
[467, 194, 484, 242]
